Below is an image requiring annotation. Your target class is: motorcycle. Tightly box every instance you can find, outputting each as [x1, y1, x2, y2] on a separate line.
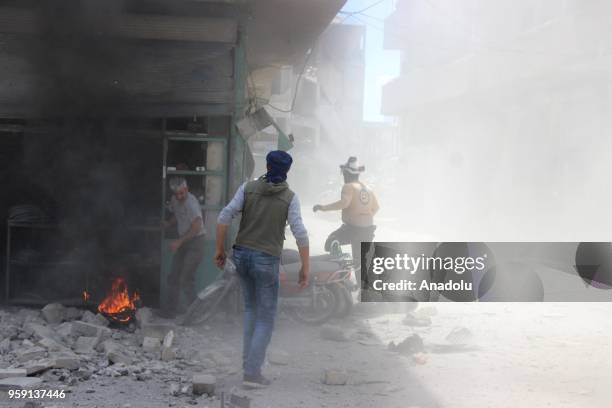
[181, 245, 356, 326]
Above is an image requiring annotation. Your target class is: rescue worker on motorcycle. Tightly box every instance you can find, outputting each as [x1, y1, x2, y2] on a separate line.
[313, 157, 379, 279]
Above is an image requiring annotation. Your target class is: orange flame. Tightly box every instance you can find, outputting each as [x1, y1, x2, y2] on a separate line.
[97, 277, 138, 322]
[82, 290, 90, 302]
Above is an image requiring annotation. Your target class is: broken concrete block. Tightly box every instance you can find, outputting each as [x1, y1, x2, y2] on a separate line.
[446, 327, 474, 345]
[16, 346, 47, 363]
[142, 337, 161, 353]
[0, 368, 27, 379]
[23, 358, 55, 375]
[320, 325, 348, 342]
[192, 374, 216, 396]
[161, 347, 176, 362]
[267, 349, 290, 366]
[0, 338, 10, 354]
[24, 323, 59, 342]
[74, 337, 98, 354]
[71, 321, 111, 339]
[322, 369, 348, 385]
[169, 381, 181, 396]
[50, 351, 81, 370]
[37, 337, 69, 352]
[162, 330, 174, 348]
[64, 307, 83, 321]
[56, 322, 73, 339]
[0, 376, 43, 391]
[230, 390, 251, 408]
[140, 323, 174, 340]
[102, 340, 136, 365]
[135, 307, 153, 328]
[41, 303, 66, 325]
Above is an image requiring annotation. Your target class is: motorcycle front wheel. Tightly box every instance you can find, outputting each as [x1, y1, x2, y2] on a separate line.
[289, 284, 337, 325]
[180, 278, 235, 326]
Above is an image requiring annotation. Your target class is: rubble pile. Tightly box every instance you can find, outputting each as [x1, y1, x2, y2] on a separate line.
[0, 305, 239, 404]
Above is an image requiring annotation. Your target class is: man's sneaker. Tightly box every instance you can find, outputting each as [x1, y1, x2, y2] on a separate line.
[243, 374, 271, 389]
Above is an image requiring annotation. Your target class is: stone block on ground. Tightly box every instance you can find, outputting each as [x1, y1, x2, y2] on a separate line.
[162, 330, 174, 348]
[41, 303, 66, 325]
[49, 351, 81, 370]
[74, 336, 98, 354]
[267, 349, 290, 366]
[81, 310, 110, 327]
[320, 325, 348, 342]
[142, 337, 161, 353]
[63, 307, 83, 321]
[56, 322, 73, 339]
[102, 340, 136, 365]
[37, 337, 69, 352]
[140, 323, 174, 340]
[71, 321, 111, 339]
[24, 323, 60, 342]
[161, 347, 176, 362]
[0, 377, 43, 391]
[322, 369, 348, 385]
[23, 358, 55, 375]
[230, 390, 251, 408]
[0, 368, 27, 379]
[0, 338, 11, 354]
[16, 346, 46, 363]
[192, 374, 216, 396]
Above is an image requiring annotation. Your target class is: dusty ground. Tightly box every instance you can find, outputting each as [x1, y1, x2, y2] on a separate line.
[1, 301, 610, 408]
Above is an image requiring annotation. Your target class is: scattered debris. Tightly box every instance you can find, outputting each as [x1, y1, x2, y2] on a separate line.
[41, 303, 66, 325]
[322, 369, 348, 385]
[141, 323, 174, 340]
[446, 327, 474, 345]
[267, 349, 290, 366]
[192, 374, 216, 396]
[0, 376, 43, 391]
[0, 368, 27, 379]
[388, 334, 424, 355]
[320, 325, 348, 342]
[142, 337, 161, 353]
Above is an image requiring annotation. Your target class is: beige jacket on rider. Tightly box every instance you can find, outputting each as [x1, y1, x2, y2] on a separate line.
[320, 182, 379, 227]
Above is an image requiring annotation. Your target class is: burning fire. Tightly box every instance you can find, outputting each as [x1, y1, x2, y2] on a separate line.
[82, 290, 90, 302]
[97, 277, 140, 323]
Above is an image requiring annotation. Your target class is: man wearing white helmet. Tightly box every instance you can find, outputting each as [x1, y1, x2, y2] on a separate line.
[313, 156, 379, 276]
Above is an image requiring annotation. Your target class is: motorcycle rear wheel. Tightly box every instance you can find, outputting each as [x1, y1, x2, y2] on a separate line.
[289, 285, 337, 325]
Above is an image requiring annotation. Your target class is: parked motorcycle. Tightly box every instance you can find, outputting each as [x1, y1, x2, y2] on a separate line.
[181, 246, 356, 326]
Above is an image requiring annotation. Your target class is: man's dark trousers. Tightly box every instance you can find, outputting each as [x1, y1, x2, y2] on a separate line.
[167, 235, 205, 313]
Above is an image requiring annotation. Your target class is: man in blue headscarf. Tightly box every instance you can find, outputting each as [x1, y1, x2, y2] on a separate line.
[215, 150, 309, 389]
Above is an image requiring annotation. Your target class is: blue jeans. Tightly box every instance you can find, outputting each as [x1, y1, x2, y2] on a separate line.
[232, 245, 280, 377]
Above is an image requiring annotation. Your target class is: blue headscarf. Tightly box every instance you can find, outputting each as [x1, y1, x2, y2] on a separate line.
[265, 150, 293, 183]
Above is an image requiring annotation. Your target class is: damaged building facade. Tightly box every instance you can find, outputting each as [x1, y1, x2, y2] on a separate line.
[0, 0, 345, 309]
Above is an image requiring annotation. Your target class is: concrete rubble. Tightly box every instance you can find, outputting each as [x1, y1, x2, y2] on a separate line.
[0, 304, 241, 404]
[322, 369, 348, 385]
[192, 374, 216, 395]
